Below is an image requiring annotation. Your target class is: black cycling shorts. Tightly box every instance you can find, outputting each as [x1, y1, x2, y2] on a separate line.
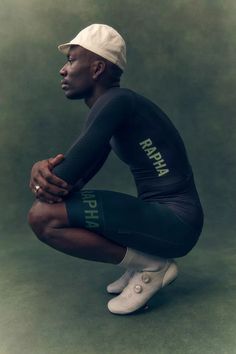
[65, 189, 202, 258]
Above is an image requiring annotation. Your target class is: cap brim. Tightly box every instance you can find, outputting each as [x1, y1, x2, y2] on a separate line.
[58, 43, 72, 55]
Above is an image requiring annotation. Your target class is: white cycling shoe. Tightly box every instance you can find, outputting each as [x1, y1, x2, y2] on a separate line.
[107, 259, 178, 315]
[107, 269, 135, 294]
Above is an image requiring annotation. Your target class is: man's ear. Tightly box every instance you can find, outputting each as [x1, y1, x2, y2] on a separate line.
[91, 60, 106, 80]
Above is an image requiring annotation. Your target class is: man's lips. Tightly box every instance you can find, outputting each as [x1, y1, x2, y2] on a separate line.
[61, 80, 69, 89]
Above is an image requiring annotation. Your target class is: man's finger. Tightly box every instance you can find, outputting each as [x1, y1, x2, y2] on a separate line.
[36, 187, 64, 203]
[39, 168, 68, 189]
[35, 175, 69, 196]
[48, 154, 65, 168]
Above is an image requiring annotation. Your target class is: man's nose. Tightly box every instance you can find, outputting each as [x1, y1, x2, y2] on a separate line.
[60, 65, 67, 76]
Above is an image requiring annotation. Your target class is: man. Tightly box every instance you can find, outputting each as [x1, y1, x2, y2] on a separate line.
[28, 24, 204, 315]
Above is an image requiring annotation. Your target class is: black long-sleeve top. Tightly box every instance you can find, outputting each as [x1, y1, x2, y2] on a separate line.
[53, 87, 204, 232]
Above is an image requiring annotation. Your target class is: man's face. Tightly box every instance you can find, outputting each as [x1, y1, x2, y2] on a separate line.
[60, 45, 94, 99]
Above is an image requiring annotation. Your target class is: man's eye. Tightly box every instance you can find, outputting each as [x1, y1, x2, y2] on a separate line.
[68, 58, 74, 64]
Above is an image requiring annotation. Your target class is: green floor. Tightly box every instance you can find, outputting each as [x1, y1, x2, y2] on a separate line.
[0, 222, 235, 354]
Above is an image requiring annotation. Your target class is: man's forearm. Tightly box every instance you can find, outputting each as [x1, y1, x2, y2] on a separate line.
[53, 143, 111, 188]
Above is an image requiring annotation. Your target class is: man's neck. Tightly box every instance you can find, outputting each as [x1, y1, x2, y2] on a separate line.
[84, 84, 120, 108]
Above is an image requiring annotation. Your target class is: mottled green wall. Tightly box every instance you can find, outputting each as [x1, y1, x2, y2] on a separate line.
[0, 0, 235, 235]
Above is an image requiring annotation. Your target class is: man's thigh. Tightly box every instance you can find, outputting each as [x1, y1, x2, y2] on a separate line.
[64, 189, 197, 257]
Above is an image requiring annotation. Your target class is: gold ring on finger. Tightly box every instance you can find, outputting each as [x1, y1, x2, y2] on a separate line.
[34, 185, 40, 193]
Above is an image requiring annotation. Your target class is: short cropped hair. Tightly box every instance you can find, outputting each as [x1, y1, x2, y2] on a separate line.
[105, 60, 123, 84]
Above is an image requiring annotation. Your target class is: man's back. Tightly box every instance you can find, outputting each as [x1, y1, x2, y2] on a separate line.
[108, 88, 193, 194]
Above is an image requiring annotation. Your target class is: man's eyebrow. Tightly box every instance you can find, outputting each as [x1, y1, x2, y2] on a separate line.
[67, 54, 78, 59]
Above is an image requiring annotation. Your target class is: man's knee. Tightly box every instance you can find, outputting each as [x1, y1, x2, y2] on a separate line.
[28, 201, 55, 241]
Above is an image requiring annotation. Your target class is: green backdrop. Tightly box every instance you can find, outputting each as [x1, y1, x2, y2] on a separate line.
[1, 1, 236, 353]
[0, 0, 235, 240]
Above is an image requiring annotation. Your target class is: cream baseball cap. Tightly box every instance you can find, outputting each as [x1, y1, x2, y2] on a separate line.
[58, 23, 126, 71]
